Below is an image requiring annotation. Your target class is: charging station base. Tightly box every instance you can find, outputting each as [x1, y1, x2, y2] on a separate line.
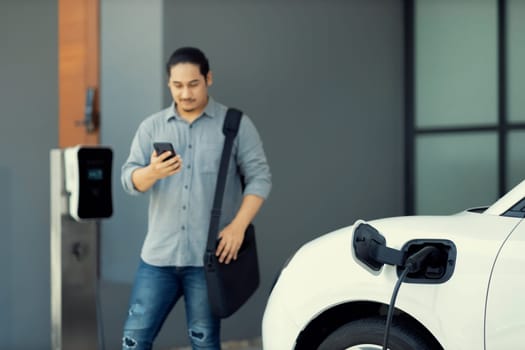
[50, 149, 102, 350]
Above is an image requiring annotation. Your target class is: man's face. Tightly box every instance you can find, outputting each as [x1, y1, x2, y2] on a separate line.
[168, 63, 212, 116]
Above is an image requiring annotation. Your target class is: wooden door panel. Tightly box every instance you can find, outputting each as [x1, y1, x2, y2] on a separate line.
[59, 0, 99, 147]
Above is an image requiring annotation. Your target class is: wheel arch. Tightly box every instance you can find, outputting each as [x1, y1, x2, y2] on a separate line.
[293, 301, 443, 350]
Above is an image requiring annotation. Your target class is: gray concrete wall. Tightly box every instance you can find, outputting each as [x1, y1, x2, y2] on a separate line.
[99, 0, 165, 283]
[0, 0, 58, 349]
[100, 0, 404, 348]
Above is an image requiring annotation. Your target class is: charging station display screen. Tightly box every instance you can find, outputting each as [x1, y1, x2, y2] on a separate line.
[87, 167, 104, 181]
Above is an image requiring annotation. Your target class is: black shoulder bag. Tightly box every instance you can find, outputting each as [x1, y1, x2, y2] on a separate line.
[203, 108, 260, 319]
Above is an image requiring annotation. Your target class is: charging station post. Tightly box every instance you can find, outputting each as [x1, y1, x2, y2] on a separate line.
[50, 146, 112, 350]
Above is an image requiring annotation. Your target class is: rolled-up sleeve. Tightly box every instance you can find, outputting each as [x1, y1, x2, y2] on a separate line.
[121, 122, 152, 195]
[236, 115, 272, 199]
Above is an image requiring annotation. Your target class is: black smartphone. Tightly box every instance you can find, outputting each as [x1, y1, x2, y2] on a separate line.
[153, 142, 176, 161]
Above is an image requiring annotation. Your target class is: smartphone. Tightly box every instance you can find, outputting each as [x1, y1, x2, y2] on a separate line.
[153, 142, 176, 161]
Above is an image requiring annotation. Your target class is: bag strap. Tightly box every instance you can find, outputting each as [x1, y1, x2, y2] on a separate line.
[206, 108, 243, 253]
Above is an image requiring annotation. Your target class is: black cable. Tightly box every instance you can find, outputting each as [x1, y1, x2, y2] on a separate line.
[382, 246, 439, 350]
[96, 278, 106, 350]
[383, 266, 410, 350]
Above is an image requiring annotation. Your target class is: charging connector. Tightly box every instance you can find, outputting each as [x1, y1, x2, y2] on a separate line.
[405, 246, 440, 273]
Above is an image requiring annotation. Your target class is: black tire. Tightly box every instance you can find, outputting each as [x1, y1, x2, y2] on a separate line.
[318, 316, 437, 350]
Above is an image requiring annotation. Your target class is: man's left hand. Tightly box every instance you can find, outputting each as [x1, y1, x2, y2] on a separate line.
[216, 223, 246, 264]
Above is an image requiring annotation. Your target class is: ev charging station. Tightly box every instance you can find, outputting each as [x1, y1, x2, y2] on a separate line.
[50, 146, 113, 350]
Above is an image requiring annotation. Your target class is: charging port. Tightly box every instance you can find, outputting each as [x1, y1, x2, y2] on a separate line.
[397, 239, 456, 284]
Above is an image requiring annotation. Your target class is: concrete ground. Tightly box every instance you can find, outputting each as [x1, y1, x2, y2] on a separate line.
[168, 337, 262, 350]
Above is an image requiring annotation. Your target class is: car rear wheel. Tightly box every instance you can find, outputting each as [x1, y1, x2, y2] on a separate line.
[317, 316, 436, 350]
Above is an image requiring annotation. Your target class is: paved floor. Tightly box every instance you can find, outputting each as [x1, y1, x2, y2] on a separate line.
[168, 337, 262, 350]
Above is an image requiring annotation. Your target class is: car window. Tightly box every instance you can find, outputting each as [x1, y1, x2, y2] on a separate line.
[502, 197, 525, 218]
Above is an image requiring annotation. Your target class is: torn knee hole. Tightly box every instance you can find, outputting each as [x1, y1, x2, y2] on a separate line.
[190, 330, 205, 340]
[123, 336, 137, 348]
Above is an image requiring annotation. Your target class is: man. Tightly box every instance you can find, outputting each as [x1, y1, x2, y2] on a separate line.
[121, 47, 271, 350]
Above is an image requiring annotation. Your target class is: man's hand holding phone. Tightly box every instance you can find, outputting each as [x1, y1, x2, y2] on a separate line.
[150, 142, 182, 179]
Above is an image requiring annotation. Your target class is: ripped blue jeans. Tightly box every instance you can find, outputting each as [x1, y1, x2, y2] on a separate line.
[122, 260, 221, 350]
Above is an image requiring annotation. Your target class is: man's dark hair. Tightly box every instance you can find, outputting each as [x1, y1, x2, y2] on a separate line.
[166, 47, 210, 78]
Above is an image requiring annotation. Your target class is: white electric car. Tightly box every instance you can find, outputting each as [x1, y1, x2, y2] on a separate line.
[262, 180, 525, 350]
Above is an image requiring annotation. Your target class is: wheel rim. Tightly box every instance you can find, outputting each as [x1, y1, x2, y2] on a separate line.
[346, 345, 384, 350]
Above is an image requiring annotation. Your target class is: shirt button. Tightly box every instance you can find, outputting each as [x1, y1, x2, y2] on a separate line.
[184, 185, 188, 189]
[182, 205, 186, 210]
[187, 165, 191, 169]
[181, 225, 185, 230]
[188, 144, 192, 149]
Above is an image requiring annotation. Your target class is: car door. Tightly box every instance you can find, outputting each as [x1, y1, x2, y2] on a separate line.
[485, 217, 525, 349]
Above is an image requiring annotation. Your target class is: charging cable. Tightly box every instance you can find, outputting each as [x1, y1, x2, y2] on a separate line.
[382, 246, 439, 350]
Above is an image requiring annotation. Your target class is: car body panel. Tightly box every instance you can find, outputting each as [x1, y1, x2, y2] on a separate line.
[263, 211, 522, 350]
[485, 219, 525, 349]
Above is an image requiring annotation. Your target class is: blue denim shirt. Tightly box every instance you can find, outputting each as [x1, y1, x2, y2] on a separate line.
[121, 98, 271, 267]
